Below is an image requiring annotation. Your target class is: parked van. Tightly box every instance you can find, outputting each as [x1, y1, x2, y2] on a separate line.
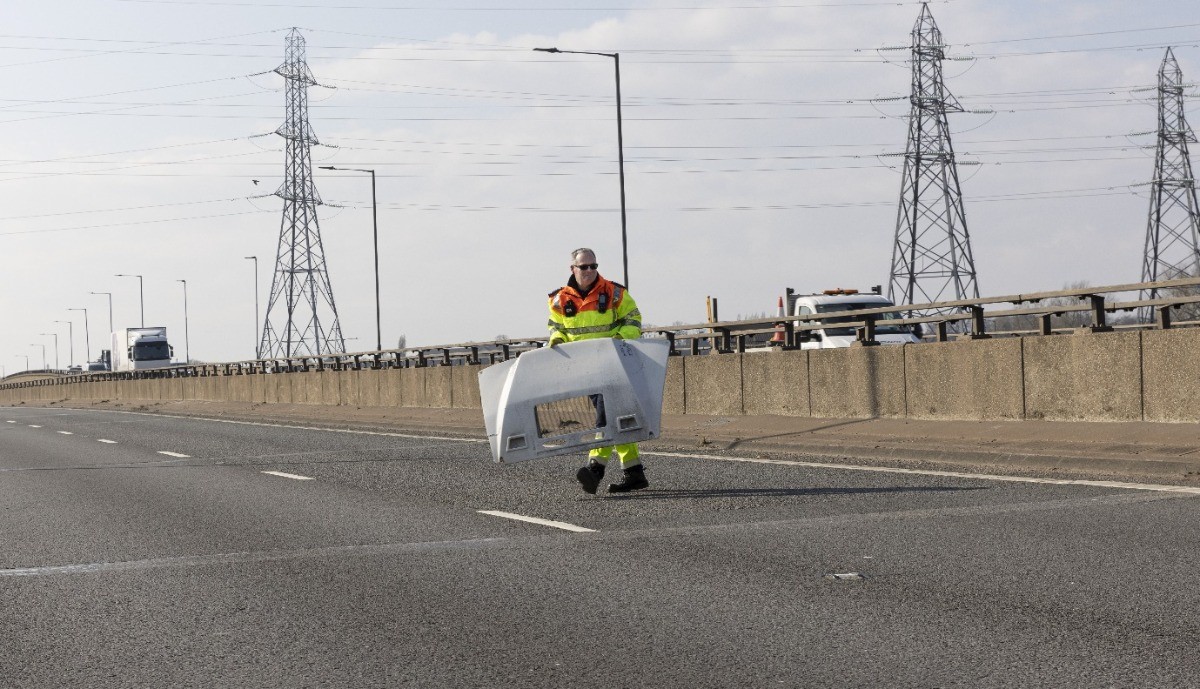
[783, 288, 921, 349]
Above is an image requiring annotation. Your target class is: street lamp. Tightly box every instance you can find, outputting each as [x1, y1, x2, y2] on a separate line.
[68, 308, 90, 363]
[54, 319, 74, 367]
[39, 332, 59, 370]
[533, 46, 629, 287]
[244, 256, 260, 358]
[30, 344, 46, 370]
[90, 291, 114, 334]
[176, 279, 190, 363]
[319, 165, 382, 351]
[115, 274, 144, 327]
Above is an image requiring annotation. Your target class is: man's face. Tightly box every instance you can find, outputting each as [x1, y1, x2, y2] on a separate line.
[571, 252, 599, 290]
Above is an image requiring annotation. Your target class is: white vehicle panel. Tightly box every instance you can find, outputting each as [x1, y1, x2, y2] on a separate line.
[478, 338, 670, 464]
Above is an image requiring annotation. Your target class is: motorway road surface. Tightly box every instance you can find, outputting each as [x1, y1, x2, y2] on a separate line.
[3, 407, 1200, 688]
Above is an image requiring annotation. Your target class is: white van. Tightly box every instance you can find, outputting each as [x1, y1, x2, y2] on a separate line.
[786, 288, 921, 349]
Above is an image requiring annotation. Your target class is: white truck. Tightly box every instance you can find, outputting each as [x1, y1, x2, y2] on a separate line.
[781, 287, 921, 349]
[111, 327, 174, 371]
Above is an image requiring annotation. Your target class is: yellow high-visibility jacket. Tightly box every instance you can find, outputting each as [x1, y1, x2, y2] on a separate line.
[547, 274, 641, 346]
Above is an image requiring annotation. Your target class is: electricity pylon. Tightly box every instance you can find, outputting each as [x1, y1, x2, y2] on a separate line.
[1139, 47, 1200, 323]
[259, 28, 346, 358]
[887, 3, 980, 316]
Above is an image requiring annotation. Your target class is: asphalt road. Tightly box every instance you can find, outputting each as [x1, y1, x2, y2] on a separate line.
[3, 406, 1200, 688]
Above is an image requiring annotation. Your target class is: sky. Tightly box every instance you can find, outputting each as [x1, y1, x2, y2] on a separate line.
[1, 0, 1198, 370]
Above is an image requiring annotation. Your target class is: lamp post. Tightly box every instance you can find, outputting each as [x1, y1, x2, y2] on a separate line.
[90, 291, 114, 334]
[533, 46, 629, 287]
[115, 274, 144, 327]
[175, 279, 190, 363]
[68, 308, 90, 363]
[319, 166, 382, 351]
[30, 344, 46, 370]
[54, 319, 74, 367]
[39, 332, 59, 370]
[244, 256, 260, 358]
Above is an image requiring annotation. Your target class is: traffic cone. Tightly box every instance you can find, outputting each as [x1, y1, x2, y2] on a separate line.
[770, 296, 786, 345]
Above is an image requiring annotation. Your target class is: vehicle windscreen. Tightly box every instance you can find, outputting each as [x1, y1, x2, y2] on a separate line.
[815, 303, 914, 337]
[132, 341, 170, 361]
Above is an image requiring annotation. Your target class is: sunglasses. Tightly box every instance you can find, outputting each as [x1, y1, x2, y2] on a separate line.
[573, 263, 598, 270]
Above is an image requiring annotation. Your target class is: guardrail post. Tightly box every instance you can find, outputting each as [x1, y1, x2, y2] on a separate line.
[936, 321, 949, 342]
[717, 327, 731, 354]
[1039, 314, 1053, 336]
[784, 321, 795, 349]
[1090, 295, 1108, 330]
[1157, 306, 1173, 330]
[736, 334, 746, 353]
[665, 332, 677, 356]
[855, 315, 879, 346]
[690, 336, 700, 356]
[969, 307, 990, 339]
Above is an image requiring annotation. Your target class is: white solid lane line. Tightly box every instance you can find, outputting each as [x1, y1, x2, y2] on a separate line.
[97, 439, 118, 444]
[157, 451, 190, 458]
[646, 451, 1200, 496]
[261, 470, 315, 481]
[478, 510, 596, 533]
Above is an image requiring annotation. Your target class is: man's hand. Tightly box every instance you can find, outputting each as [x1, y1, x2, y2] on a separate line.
[549, 339, 560, 348]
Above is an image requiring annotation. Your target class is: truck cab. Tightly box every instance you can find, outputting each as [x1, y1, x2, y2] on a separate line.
[787, 288, 921, 349]
[111, 328, 174, 371]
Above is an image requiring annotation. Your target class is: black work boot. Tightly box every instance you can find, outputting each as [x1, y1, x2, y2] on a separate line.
[575, 460, 605, 495]
[607, 464, 649, 493]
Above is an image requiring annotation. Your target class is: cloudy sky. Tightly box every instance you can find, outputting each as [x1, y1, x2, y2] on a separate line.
[2, 0, 1198, 369]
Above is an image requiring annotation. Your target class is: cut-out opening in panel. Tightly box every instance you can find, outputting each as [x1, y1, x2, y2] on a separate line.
[536, 395, 602, 439]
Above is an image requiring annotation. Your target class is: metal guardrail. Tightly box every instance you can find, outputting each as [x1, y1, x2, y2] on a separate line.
[4, 277, 1200, 390]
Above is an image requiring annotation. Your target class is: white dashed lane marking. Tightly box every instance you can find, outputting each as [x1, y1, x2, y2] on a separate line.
[261, 471, 314, 481]
[57, 431, 73, 435]
[478, 510, 596, 533]
[97, 439, 118, 444]
[27, 425, 41, 428]
[157, 451, 190, 458]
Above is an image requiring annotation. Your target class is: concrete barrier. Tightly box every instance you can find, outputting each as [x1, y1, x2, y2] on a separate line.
[9, 329, 1200, 424]
[425, 367, 452, 409]
[905, 338, 1024, 420]
[402, 368, 427, 407]
[357, 369, 381, 408]
[663, 357, 685, 415]
[809, 346, 905, 419]
[1023, 331, 1142, 422]
[451, 365, 481, 410]
[380, 369, 404, 407]
[742, 349, 810, 417]
[684, 354, 743, 416]
[1141, 328, 1200, 422]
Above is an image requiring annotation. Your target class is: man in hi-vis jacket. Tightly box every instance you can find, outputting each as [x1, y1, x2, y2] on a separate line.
[547, 248, 647, 494]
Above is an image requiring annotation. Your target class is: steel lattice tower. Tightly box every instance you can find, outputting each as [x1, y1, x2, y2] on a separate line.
[887, 3, 979, 314]
[1138, 47, 1200, 323]
[259, 28, 346, 358]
